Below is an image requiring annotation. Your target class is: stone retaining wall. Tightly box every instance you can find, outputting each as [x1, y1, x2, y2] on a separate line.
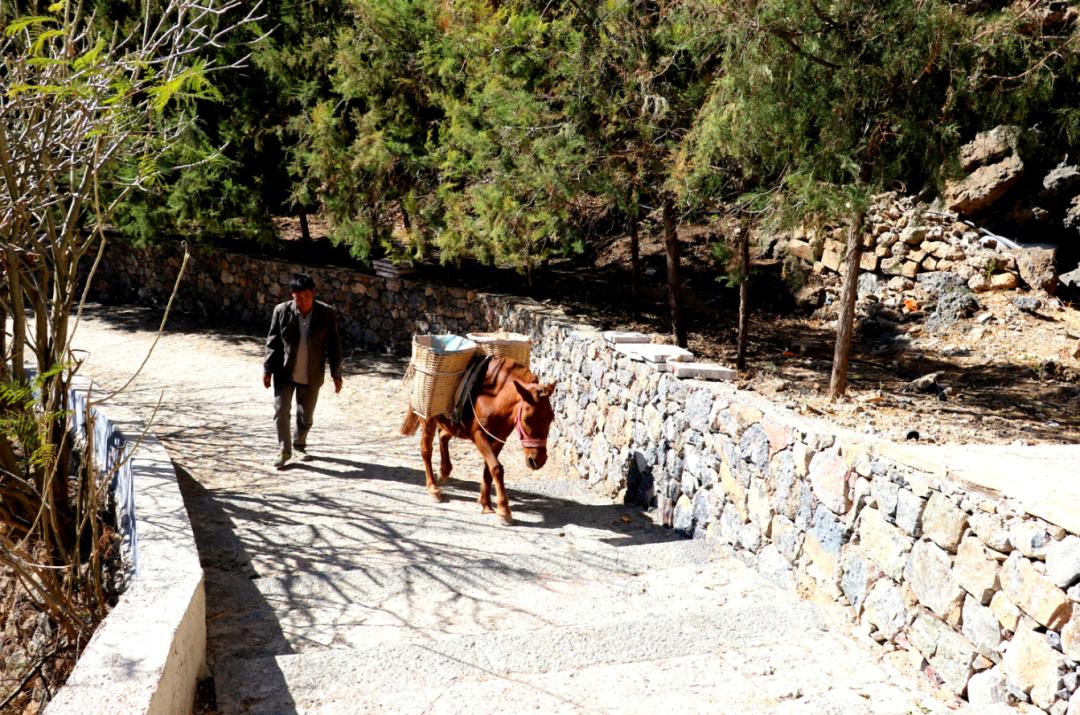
[87, 241, 492, 353]
[88, 239, 1080, 713]
[517, 320, 1080, 713]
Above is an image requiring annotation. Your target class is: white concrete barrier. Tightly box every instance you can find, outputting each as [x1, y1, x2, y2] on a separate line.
[46, 382, 205, 714]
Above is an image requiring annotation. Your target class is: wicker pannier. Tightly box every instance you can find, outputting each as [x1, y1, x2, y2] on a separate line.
[466, 331, 532, 367]
[404, 335, 477, 419]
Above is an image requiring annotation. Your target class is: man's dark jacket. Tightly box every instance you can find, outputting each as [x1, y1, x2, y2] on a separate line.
[263, 300, 344, 387]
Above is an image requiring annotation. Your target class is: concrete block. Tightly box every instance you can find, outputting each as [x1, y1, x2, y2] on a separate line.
[602, 330, 651, 345]
[613, 343, 694, 366]
[669, 362, 736, 381]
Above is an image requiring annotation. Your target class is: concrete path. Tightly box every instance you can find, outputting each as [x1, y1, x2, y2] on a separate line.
[72, 305, 964, 714]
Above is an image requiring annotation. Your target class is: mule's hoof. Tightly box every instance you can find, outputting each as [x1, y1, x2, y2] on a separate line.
[429, 490, 445, 503]
[498, 512, 513, 526]
[481, 505, 495, 515]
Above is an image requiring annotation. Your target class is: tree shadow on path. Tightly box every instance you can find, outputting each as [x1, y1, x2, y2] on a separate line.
[176, 463, 299, 714]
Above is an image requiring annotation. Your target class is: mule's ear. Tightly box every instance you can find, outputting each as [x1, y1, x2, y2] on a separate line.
[538, 381, 557, 398]
[513, 380, 537, 404]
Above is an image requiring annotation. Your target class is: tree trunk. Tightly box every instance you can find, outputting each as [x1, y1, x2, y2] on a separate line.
[829, 209, 868, 399]
[736, 227, 750, 371]
[298, 210, 311, 243]
[629, 192, 641, 319]
[663, 197, 687, 348]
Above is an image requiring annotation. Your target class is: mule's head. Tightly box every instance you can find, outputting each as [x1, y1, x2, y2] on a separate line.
[513, 380, 556, 470]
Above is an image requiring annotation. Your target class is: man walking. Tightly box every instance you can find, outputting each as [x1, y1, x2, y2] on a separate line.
[263, 272, 344, 468]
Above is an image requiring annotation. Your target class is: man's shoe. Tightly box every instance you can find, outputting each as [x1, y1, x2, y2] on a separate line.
[295, 446, 313, 462]
[274, 451, 291, 469]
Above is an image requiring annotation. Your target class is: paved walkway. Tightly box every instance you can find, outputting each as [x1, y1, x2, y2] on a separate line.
[72, 305, 965, 714]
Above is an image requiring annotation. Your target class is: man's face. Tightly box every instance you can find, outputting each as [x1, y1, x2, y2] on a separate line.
[291, 289, 315, 315]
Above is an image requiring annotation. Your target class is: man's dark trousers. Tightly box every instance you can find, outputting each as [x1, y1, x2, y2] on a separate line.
[273, 377, 319, 453]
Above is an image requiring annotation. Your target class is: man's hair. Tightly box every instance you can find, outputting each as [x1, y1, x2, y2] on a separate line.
[290, 273, 315, 292]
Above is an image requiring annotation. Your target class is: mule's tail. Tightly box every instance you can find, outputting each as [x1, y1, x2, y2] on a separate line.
[400, 406, 421, 436]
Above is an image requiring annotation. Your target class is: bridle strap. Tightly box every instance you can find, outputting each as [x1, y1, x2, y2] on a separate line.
[515, 402, 547, 448]
[468, 395, 547, 448]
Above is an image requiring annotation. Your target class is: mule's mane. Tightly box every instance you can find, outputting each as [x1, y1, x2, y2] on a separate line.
[494, 355, 536, 385]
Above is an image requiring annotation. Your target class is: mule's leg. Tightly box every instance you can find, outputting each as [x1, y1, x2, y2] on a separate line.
[471, 436, 510, 524]
[478, 464, 493, 513]
[437, 428, 453, 485]
[489, 443, 512, 525]
[420, 419, 444, 502]
[476, 441, 505, 513]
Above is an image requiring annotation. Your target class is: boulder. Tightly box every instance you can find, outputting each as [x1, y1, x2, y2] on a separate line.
[1066, 195, 1080, 232]
[857, 273, 885, 298]
[916, 271, 967, 298]
[1012, 247, 1058, 295]
[990, 272, 1019, 291]
[1042, 162, 1080, 198]
[959, 126, 1021, 172]
[926, 289, 981, 332]
[946, 154, 1025, 214]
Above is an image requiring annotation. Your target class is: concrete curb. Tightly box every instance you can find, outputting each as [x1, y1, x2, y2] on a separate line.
[46, 381, 205, 714]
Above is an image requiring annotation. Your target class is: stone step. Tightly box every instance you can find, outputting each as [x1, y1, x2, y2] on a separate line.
[187, 476, 688, 578]
[205, 539, 722, 660]
[272, 651, 955, 715]
[213, 598, 827, 713]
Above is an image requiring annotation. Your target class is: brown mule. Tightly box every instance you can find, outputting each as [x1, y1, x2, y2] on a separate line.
[401, 356, 555, 525]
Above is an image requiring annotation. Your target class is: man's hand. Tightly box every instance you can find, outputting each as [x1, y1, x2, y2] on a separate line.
[334, 377, 343, 394]
[263, 373, 272, 389]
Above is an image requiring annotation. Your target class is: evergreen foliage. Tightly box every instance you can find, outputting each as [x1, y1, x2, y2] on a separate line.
[293, 0, 437, 261]
[86, 0, 1078, 275]
[108, 0, 349, 244]
[428, 3, 591, 274]
[677, 0, 1079, 223]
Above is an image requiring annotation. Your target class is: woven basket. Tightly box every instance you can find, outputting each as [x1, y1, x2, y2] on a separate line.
[405, 335, 477, 419]
[466, 331, 532, 367]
